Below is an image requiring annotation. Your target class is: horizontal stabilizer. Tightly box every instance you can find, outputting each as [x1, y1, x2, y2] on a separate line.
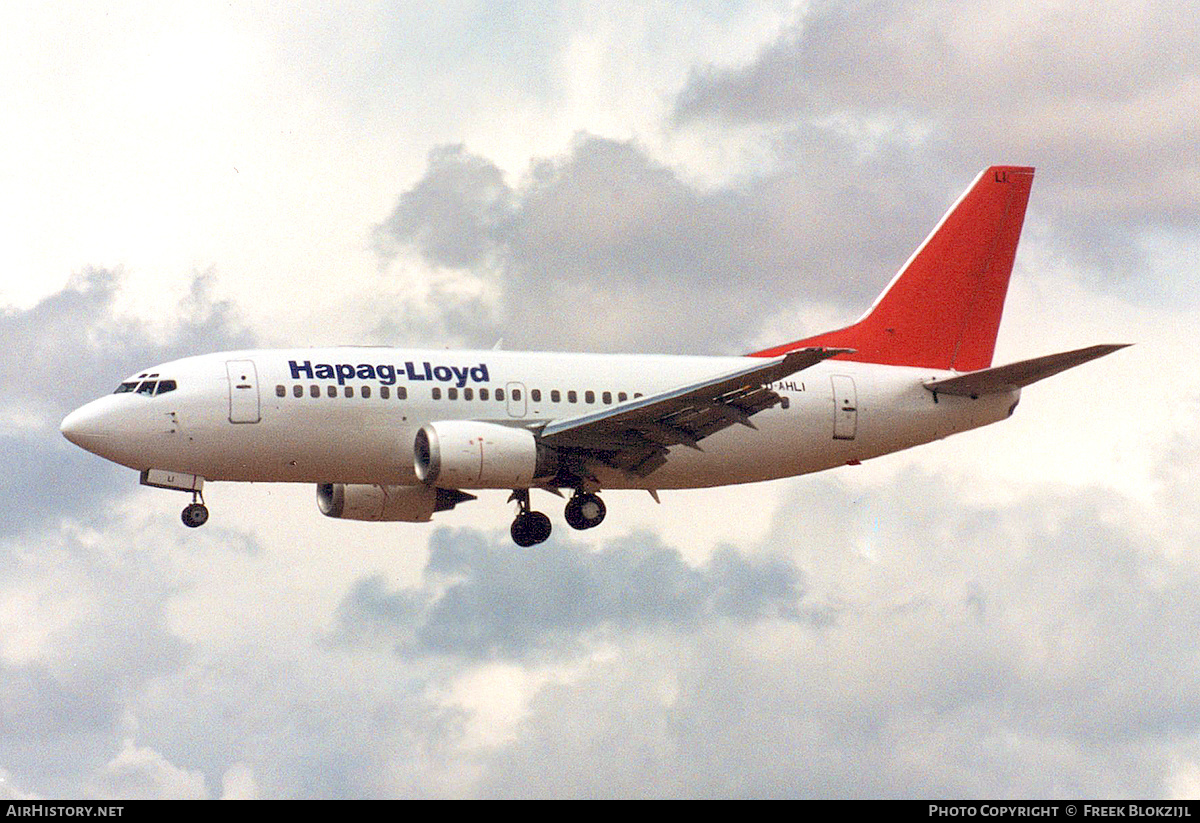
[923, 344, 1130, 397]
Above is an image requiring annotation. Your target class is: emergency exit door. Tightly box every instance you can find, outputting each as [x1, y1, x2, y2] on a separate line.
[831, 375, 857, 440]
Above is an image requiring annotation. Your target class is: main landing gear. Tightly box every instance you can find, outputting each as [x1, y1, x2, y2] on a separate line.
[509, 489, 552, 547]
[181, 490, 209, 528]
[508, 489, 608, 546]
[564, 491, 606, 531]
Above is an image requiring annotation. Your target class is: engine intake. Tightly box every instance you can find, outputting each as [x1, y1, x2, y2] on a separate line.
[414, 421, 557, 488]
[316, 483, 475, 522]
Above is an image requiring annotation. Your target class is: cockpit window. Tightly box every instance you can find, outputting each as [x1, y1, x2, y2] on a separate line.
[136, 381, 157, 396]
[114, 382, 138, 394]
[155, 380, 177, 395]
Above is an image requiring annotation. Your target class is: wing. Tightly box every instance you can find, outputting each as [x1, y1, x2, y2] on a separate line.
[923, 344, 1129, 398]
[539, 347, 850, 479]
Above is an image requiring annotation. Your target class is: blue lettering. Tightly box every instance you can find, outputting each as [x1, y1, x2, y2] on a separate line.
[285, 359, 492, 385]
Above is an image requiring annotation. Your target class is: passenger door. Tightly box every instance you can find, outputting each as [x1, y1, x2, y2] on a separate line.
[226, 360, 261, 423]
[831, 375, 857, 440]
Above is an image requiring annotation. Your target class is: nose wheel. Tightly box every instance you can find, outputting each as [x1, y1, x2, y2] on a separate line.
[564, 492, 605, 530]
[181, 491, 209, 528]
[509, 489, 551, 547]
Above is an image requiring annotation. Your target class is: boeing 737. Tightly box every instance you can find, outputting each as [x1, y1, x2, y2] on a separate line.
[61, 166, 1126, 546]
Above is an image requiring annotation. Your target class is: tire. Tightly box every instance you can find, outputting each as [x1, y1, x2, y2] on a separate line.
[565, 493, 605, 530]
[181, 503, 209, 528]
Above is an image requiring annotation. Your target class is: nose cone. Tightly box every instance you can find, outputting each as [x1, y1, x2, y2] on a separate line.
[60, 396, 139, 465]
[61, 400, 111, 451]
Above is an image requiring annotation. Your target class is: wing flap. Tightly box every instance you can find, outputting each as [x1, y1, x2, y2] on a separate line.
[923, 344, 1129, 397]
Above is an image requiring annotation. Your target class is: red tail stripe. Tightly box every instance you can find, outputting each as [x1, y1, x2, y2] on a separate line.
[752, 166, 1035, 372]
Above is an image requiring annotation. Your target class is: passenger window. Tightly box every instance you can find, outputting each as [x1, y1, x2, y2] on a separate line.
[114, 382, 138, 394]
[155, 380, 177, 395]
[293, 385, 303, 398]
[397, 386, 407, 400]
[634, 393, 643, 398]
[362, 386, 371, 399]
[310, 385, 320, 398]
[551, 390, 560, 402]
[276, 385, 285, 398]
[480, 388, 489, 401]
[448, 388, 458, 400]
[432, 387, 441, 400]
[568, 390, 577, 403]
[585, 390, 595, 404]
[602, 391, 611, 404]
[512, 389, 521, 401]
[464, 388, 473, 400]
[496, 388, 505, 401]
[531, 389, 541, 402]
[136, 381, 157, 396]
[327, 386, 337, 398]
[380, 386, 390, 399]
[618, 392, 627, 402]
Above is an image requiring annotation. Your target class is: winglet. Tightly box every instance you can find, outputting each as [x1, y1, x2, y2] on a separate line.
[923, 344, 1130, 398]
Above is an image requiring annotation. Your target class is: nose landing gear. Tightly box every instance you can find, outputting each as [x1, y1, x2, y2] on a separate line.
[181, 491, 209, 528]
[564, 492, 606, 530]
[509, 489, 552, 547]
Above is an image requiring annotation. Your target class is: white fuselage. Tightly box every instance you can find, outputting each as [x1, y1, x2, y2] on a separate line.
[62, 347, 1019, 490]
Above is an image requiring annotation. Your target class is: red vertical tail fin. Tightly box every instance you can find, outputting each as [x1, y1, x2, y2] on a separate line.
[752, 166, 1035, 372]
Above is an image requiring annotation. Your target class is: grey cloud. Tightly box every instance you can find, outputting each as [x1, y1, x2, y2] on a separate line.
[373, 134, 905, 355]
[2, 267, 253, 417]
[475, 471, 1200, 797]
[673, 0, 1200, 293]
[122, 641, 470, 799]
[374, 144, 513, 270]
[0, 518, 198, 797]
[333, 526, 805, 660]
[0, 268, 255, 537]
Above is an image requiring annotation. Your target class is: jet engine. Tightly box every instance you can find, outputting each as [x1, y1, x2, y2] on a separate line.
[316, 482, 475, 522]
[413, 421, 557, 488]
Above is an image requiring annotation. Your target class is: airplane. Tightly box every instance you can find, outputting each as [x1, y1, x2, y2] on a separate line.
[60, 166, 1127, 546]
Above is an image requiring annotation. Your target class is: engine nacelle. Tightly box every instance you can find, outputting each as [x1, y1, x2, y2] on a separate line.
[413, 420, 557, 488]
[316, 483, 474, 522]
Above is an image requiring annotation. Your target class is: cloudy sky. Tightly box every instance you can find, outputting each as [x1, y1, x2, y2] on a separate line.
[3, 0, 1199, 798]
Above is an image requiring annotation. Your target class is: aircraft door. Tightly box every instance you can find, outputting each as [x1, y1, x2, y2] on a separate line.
[831, 375, 857, 440]
[226, 360, 261, 424]
[506, 382, 527, 417]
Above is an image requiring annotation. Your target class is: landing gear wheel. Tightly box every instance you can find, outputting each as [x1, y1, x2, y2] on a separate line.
[508, 488, 551, 546]
[511, 511, 552, 547]
[564, 492, 606, 530]
[181, 502, 209, 528]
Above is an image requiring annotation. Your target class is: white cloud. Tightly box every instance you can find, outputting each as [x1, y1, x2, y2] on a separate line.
[91, 739, 209, 800]
[220, 762, 260, 800]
